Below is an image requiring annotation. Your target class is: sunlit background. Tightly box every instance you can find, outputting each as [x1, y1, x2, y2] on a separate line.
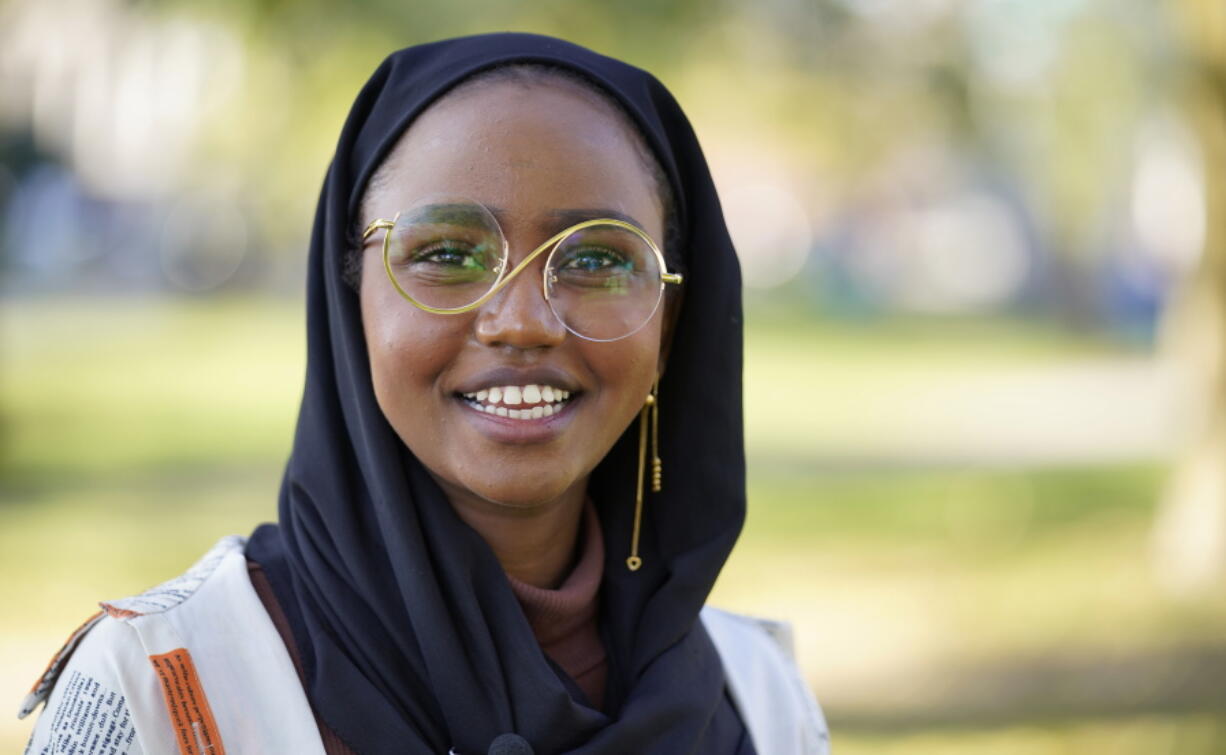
[3, 0, 1225, 752]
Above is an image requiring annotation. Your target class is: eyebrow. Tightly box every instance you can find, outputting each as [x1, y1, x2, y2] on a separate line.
[419, 203, 497, 224]
[545, 208, 645, 230]
[480, 205, 647, 234]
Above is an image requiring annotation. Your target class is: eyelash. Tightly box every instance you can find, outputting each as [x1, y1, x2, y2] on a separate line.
[559, 247, 628, 271]
[409, 241, 482, 266]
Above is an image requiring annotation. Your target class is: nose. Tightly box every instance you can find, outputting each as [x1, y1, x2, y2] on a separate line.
[473, 256, 567, 350]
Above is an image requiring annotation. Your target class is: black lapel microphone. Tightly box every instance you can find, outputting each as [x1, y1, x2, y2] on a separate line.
[487, 733, 535, 755]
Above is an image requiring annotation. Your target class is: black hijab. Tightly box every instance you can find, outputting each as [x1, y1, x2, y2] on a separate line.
[247, 32, 749, 754]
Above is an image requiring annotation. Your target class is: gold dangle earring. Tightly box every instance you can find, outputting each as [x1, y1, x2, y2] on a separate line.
[628, 377, 662, 571]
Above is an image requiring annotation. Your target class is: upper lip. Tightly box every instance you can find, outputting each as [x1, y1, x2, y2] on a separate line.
[452, 365, 583, 395]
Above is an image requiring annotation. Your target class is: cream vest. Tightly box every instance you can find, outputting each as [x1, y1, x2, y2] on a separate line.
[20, 536, 830, 754]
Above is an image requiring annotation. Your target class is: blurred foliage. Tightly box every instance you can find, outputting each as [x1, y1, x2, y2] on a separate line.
[0, 0, 1202, 343]
[2, 0, 1179, 284]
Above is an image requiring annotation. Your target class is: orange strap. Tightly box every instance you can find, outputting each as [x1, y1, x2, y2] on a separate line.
[26, 610, 103, 697]
[149, 648, 227, 755]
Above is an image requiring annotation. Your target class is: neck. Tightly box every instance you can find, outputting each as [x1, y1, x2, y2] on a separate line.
[436, 479, 587, 589]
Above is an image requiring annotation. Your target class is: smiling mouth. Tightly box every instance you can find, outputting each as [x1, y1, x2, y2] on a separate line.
[458, 383, 576, 420]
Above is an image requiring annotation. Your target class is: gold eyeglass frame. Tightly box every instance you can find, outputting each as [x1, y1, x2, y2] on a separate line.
[361, 208, 683, 342]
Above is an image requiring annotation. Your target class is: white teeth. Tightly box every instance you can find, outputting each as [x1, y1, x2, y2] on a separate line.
[461, 383, 575, 419]
[468, 399, 567, 420]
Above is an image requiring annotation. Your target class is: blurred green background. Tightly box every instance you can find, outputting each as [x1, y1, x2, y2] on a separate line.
[3, 0, 1226, 753]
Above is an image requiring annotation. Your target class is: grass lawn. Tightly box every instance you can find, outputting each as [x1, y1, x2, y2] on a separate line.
[3, 296, 1223, 753]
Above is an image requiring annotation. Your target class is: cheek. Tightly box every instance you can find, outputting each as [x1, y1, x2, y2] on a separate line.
[585, 320, 664, 412]
[361, 289, 465, 414]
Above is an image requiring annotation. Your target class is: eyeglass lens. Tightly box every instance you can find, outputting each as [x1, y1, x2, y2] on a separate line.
[386, 201, 664, 341]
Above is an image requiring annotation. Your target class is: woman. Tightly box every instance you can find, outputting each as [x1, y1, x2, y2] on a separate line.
[20, 33, 828, 754]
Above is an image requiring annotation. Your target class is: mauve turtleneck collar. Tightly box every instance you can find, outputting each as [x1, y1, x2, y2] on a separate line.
[506, 500, 607, 710]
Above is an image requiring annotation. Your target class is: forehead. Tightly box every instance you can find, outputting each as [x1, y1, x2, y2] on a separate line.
[363, 81, 663, 240]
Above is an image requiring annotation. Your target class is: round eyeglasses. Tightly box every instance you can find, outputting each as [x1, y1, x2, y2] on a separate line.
[361, 199, 683, 342]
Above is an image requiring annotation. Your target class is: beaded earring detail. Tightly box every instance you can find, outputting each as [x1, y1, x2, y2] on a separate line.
[627, 378, 662, 571]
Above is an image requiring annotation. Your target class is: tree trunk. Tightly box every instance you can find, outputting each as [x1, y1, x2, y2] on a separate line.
[1152, 1, 1226, 594]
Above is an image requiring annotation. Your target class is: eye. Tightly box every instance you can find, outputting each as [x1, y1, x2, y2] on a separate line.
[558, 247, 633, 273]
[410, 240, 487, 269]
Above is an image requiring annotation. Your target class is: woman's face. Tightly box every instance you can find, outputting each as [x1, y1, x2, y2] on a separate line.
[359, 80, 668, 513]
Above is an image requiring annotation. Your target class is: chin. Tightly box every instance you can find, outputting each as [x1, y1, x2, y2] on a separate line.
[461, 472, 582, 512]
[479, 485, 572, 511]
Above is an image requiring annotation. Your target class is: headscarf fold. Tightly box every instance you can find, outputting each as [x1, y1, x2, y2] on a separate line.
[247, 32, 749, 754]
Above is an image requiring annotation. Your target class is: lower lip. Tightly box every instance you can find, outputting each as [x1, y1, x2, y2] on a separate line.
[456, 396, 579, 444]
